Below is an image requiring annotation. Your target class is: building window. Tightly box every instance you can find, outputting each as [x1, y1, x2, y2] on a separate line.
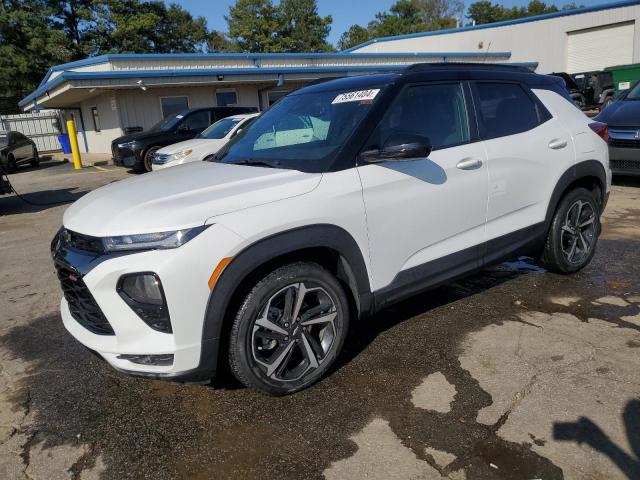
[91, 106, 101, 132]
[216, 90, 237, 106]
[267, 91, 289, 107]
[160, 96, 189, 118]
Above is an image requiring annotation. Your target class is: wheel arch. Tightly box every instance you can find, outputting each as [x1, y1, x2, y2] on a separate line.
[199, 224, 373, 376]
[545, 160, 607, 230]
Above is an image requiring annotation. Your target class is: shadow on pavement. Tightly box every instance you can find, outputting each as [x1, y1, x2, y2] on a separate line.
[554, 399, 640, 479]
[612, 175, 640, 188]
[0, 187, 86, 215]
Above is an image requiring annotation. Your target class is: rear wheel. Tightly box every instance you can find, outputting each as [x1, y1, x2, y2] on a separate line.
[228, 262, 349, 395]
[541, 187, 600, 273]
[30, 147, 40, 167]
[142, 146, 160, 172]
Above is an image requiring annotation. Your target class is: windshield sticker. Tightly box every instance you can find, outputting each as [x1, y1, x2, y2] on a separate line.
[176, 114, 184, 119]
[332, 89, 380, 105]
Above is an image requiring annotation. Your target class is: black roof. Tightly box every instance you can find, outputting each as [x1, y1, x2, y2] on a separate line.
[294, 63, 562, 96]
[292, 73, 400, 95]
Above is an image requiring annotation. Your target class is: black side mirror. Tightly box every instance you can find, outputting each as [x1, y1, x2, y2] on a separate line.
[177, 124, 190, 134]
[360, 133, 432, 163]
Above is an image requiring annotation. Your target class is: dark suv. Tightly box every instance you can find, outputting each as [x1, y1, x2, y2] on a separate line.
[112, 107, 257, 172]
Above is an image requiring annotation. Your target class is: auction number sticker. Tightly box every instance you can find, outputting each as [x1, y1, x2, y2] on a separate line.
[332, 89, 380, 104]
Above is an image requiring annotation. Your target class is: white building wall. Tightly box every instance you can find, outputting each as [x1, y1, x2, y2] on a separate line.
[79, 94, 123, 154]
[74, 85, 263, 152]
[352, 4, 640, 73]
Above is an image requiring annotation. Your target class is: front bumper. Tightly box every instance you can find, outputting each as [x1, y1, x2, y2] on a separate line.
[608, 147, 640, 176]
[52, 223, 244, 381]
[112, 144, 142, 169]
[608, 129, 640, 176]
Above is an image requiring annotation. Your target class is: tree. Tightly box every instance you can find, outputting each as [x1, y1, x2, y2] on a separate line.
[466, 0, 577, 25]
[413, 0, 463, 29]
[278, 0, 333, 52]
[0, 0, 71, 113]
[207, 30, 240, 53]
[225, 0, 282, 52]
[337, 24, 371, 51]
[0, 0, 212, 113]
[337, 0, 462, 51]
[98, 1, 209, 53]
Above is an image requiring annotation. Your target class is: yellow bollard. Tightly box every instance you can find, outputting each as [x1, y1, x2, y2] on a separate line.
[66, 119, 83, 170]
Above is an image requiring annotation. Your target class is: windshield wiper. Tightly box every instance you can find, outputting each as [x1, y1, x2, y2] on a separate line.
[229, 159, 281, 169]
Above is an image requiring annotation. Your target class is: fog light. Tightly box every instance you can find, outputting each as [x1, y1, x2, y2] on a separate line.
[118, 273, 172, 333]
[117, 354, 174, 366]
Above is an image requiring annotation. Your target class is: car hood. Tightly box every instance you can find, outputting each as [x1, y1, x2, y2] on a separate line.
[157, 138, 226, 156]
[595, 100, 640, 127]
[64, 162, 322, 237]
[112, 129, 165, 145]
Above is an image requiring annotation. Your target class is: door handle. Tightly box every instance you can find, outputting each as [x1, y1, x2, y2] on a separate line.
[456, 158, 483, 170]
[548, 138, 568, 150]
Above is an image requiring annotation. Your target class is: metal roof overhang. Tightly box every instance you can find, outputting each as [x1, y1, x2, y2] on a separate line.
[21, 52, 521, 110]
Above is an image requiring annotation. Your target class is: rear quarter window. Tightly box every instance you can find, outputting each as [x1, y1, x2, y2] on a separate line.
[474, 82, 548, 140]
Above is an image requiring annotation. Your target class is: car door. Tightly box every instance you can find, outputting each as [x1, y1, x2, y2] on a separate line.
[14, 133, 32, 161]
[471, 81, 574, 263]
[357, 82, 489, 298]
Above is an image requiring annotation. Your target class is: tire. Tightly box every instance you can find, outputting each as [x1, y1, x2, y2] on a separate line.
[142, 146, 160, 172]
[30, 147, 39, 167]
[540, 187, 601, 274]
[6, 154, 17, 173]
[228, 262, 350, 395]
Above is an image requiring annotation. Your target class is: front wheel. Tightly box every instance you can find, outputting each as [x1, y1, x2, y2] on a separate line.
[228, 262, 350, 395]
[142, 146, 160, 172]
[541, 187, 601, 274]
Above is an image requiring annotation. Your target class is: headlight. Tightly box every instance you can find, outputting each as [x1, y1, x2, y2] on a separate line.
[168, 149, 193, 163]
[102, 225, 209, 252]
[117, 140, 138, 150]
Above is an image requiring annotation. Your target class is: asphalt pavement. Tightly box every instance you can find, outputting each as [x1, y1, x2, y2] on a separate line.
[1, 159, 639, 480]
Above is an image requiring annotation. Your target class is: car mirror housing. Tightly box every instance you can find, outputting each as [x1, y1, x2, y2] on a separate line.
[360, 138, 432, 163]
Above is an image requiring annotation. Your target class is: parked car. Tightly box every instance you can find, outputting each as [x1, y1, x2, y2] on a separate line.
[0, 131, 39, 172]
[551, 71, 615, 110]
[111, 106, 257, 172]
[595, 80, 640, 176]
[152, 113, 259, 171]
[52, 64, 609, 395]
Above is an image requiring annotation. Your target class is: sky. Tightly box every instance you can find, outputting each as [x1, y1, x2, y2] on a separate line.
[170, 0, 612, 46]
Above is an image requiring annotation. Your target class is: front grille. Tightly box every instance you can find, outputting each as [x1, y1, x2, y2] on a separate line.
[611, 160, 640, 171]
[61, 229, 104, 254]
[609, 138, 640, 149]
[54, 260, 114, 335]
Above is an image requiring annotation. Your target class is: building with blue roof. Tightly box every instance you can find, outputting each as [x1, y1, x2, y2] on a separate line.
[19, 0, 640, 154]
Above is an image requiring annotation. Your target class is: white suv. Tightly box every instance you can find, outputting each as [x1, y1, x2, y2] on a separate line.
[52, 64, 610, 395]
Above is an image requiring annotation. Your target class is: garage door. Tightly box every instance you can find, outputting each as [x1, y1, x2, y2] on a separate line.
[567, 21, 635, 73]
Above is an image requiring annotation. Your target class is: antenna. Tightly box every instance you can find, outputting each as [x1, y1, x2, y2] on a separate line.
[483, 41, 492, 63]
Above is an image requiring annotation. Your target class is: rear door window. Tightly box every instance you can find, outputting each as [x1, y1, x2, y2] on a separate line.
[184, 110, 211, 132]
[474, 82, 542, 139]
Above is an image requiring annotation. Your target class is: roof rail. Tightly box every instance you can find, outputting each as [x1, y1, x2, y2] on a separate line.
[403, 62, 533, 74]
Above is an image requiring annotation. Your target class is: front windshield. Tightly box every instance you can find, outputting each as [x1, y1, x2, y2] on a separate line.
[625, 82, 640, 100]
[215, 88, 381, 172]
[149, 112, 185, 132]
[199, 117, 243, 139]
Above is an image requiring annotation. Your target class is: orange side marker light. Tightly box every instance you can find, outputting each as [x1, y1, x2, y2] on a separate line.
[208, 257, 232, 290]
